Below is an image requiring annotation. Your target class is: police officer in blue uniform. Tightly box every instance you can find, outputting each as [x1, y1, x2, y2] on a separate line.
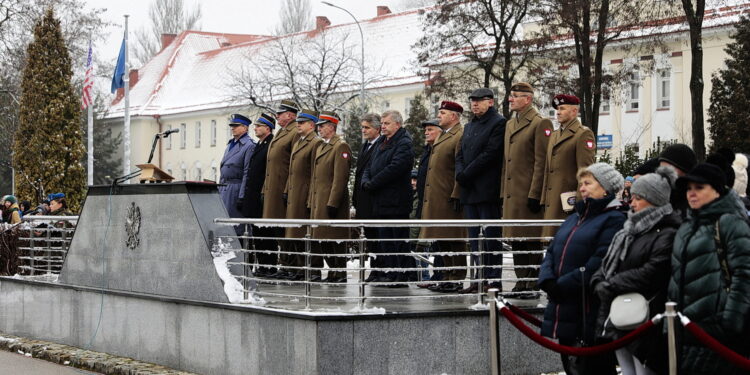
[219, 114, 256, 220]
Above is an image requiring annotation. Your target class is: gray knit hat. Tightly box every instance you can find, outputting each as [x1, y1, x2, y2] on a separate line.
[631, 166, 677, 206]
[585, 163, 624, 195]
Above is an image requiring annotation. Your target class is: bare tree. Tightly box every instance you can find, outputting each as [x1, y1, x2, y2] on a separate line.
[275, 0, 312, 35]
[533, 0, 676, 135]
[413, 0, 542, 118]
[132, 0, 202, 68]
[680, 0, 706, 160]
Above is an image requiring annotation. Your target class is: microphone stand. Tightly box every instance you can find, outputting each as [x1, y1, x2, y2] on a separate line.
[113, 131, 171, 186]
[146, 133, 162, 164]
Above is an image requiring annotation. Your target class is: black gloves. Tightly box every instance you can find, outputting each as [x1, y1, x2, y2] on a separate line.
[527, 198, 542, 214]
[455, 172, 469, 187]
[327, 205, 338, 218]
[594, 281, 614, 301]
[449, 198, 461, 213]
[235, 198, 244, 211]
[282, 193, 288, 205]
[540, 279, 561, 302]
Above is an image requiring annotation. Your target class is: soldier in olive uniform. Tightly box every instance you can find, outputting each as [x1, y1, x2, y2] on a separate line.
[540, 94, 596, 238]
[501, 83, 553, 298]
[284, 109, 322, 280]
[308, 111, 352, 283]
[419, 101, 467, 293]
[263, 100, 300, 279]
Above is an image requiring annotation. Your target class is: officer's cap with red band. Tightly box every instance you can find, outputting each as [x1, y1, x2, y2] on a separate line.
[316, 110, 341, 126]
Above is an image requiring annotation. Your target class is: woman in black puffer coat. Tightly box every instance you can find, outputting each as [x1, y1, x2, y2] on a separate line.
[669, 163, 750, 375]
[591, 166, 681, 375]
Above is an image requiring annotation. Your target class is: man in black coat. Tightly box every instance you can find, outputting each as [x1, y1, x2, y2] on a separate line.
[354, 113, 384, 282]
[456, 87, 506, 292]
[362, 110, 415, 285]
[241, 113, 276, 277]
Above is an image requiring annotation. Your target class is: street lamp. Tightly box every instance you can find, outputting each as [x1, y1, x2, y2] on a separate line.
[321, 1, 366, 117]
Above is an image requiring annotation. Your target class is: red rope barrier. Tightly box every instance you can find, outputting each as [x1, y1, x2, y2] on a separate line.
[507, 303, 542, 328]
[499, 306, 655, 356]
[683, 321, 750, 371]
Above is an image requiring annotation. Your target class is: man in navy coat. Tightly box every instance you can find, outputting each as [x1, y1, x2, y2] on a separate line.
[456, 88, 506, 292]
[219, 114, 256, 223]
[362, 110, 415, 285]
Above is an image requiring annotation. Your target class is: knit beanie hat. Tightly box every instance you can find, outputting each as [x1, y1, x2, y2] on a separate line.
[659, 144, 697, 174]
[585, 163, 624, 195]
[2, 195, 17, 204]
[631, 166, 677, 206]
[633, 158, 660, 177]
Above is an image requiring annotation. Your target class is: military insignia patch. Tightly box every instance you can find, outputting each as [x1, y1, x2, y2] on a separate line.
[544, 129, 552, 137]
[342, 152, 349, 159]
[585, 140, 594, 149]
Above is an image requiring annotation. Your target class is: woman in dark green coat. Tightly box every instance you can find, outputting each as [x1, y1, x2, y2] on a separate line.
[669, 163, 750, 375]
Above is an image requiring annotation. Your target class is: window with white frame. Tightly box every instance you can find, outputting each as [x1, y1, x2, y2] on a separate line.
[165, 125, 172, 150]
[180, 162, 187, 180]
[404, 97, 413, 116]
[195, 121, 201, 148]
[211, 167, 217, 182]
[657, 69, 670, 109]
[180, 123, 187, 149]
[210, 120, 217, 146]
[195, 167, 202, 181]
[627, 72, 640, 111]
[601, 90, 611, 113]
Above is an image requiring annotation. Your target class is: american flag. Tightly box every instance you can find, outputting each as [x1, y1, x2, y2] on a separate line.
[81, 41, 93, 110]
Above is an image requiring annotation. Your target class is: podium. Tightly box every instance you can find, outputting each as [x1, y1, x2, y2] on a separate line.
[136, 163, 174, 183]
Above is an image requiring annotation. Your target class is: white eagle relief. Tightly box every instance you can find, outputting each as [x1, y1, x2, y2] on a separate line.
[125, 202, 141, 250]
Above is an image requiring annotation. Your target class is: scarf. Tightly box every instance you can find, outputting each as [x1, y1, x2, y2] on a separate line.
[601, 203, 673, 279]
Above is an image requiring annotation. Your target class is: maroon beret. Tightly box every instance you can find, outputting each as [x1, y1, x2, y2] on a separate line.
[439, 100, 463, 113]
[552, 94, 580, 109]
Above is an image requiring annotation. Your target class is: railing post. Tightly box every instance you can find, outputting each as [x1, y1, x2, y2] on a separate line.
[665, 302, 678, 375]
[304, 225, 312, 310]
[477, 225, 485, 304]
[358, 225, 366, 309]
[488, 288, 501, 375]
[242, 224, 250, 301]
[29, 226, 36, 276]
[45, 226, 52, 275]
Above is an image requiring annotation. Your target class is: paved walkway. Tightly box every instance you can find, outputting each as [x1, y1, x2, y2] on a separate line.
[0, 350, 101, 374]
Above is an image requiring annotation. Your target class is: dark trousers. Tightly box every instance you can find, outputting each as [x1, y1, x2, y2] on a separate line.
[558, 338, 617, 375]
[511, 240, 543, 291]
[463, 203, 502, 279]
[251, 225, 278, 273]
[438, 241, 467, 281]
[376, 214, 415, 280]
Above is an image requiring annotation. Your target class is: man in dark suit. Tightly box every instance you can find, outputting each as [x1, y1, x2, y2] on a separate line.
[353, 113, 383, 282]
[456, 88, 506, 292]
[362, 110, 415, 286]
[241, 113, 276, 277]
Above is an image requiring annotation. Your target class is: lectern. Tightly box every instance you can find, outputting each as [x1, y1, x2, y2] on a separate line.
[136, 163, 174, 183]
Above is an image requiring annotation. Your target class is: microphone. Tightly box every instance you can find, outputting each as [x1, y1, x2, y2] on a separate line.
[161, 128, 180, 137]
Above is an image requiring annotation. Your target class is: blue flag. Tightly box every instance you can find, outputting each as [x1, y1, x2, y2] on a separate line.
[110, 38, 126, 93]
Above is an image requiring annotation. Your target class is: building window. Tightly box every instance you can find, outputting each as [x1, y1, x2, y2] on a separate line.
[404, 97, 413, 116]
[657, 69, 670, 109]
[180, 123, 187, 149]
[601, 91, 610, 113]
[210, 120, 217, 146]
[181, 162, 187, 180]
[165, 125, 172, 150]
[627, 73, 640, 111]
[211, 167, 217, 182]
[195, 121, 201, 148]
[195, 167, 202, 181]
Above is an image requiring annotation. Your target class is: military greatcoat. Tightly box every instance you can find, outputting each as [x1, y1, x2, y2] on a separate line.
[309, 134, 352, 239]
[419, 124, 466, 240]
[262, 123, 300, 219]
[284, 132, 321, 239]
[540, 117, 595, 237]
[501, 106, 553, 238]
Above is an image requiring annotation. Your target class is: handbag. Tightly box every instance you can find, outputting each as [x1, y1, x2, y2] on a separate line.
[608, 292, 649, 330]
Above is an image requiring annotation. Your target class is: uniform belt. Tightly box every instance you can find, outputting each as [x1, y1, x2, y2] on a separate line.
[222, 178, 242, 183]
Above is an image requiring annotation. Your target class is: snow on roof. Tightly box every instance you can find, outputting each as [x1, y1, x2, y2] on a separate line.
[106, 9, 427, 119]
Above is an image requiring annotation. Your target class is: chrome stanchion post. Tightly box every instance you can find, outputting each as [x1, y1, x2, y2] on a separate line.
[29, 225, 36, 276]
[477, 225, 485, 304]
[45, 225, 52, 275]
[242, 224, 250, 301]
[304, 225, 312, 310]
[358, 225, 366, 309]
[488, 288, 501, 375]
[666, 302, 678, 375]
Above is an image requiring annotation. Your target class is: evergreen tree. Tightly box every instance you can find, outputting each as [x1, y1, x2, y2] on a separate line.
[404, 94, 428, 161]
[708, 16, 750, 154]
[13, 8, 85, 211]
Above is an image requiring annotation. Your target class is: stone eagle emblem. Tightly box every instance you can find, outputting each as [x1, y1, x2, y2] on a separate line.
[125, 202, 141, 250]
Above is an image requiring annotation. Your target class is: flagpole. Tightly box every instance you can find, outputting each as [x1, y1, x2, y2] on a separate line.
[87, 29, 94, 186]
[123, 14, 131, 181]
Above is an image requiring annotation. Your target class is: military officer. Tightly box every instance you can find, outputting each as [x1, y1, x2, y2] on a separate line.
[501, 83, 553, 298]
[219, 114, 256, 226]
[419, 101, 467, 293]
[308, 111, 352, 283]
[263, 100, 300, 279]
[284, 109, 322, 280]
[540, 94, 596, 238]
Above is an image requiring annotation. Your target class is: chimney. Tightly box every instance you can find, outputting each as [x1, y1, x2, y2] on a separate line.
[129, 69, 139, 87]
[377, 6, 392, 17]
[161, 33, 177, 50]
[316, 16, 331, 30]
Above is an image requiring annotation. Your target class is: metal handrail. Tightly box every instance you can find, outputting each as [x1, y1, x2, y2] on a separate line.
[215, 218, 565, 227]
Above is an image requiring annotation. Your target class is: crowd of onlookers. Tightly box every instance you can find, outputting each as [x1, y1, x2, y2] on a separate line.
[539, 145, 750, 375]
[1, 193, 73, 225]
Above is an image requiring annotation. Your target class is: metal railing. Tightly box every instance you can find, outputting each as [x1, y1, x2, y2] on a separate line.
[214, 218, 564, 310]
[15, 216, 78, 276]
